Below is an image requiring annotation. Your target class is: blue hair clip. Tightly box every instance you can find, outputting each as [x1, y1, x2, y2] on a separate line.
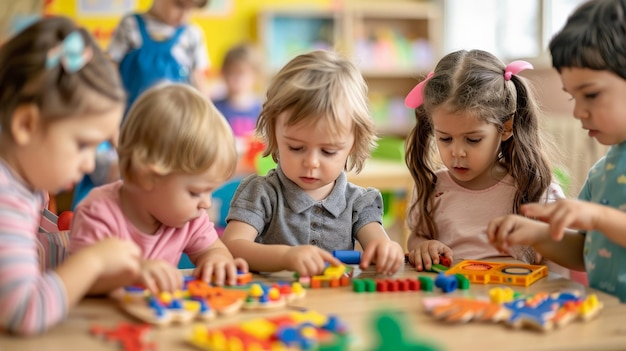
[9, 14, 40, 37]
[45, 31, 93, 73]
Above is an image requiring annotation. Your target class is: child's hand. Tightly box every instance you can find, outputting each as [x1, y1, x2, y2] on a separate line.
[139, 259, 183, 294]
[520, 200, 600, 241]
[407, 240, 452, 272]
[486, 214, 550, 253]
[85, 237, 141, 278]
[282, 245, 342, 277]
[193, 255, 249, 286]
[360, 239, 404, 275]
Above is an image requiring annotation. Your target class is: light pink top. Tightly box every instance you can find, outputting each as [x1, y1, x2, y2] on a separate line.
[408, 169, 565, 263]
[0, 160, 67, 335]
[70, 181, 218, 265]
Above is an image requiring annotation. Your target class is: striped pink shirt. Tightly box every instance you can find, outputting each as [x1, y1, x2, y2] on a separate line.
[0, 160, 67, 335]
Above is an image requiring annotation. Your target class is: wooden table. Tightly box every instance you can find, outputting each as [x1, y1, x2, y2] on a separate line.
[347, 159, 414, 250]
[2, 264, 625, 351]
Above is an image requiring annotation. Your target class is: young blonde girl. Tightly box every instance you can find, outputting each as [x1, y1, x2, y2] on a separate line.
[404, 49, 565, 271]
[221, 50, 405, 277]
[0, 17, 142, 335]
[488, 0, 626, 303]
[70, 83, 247, 294]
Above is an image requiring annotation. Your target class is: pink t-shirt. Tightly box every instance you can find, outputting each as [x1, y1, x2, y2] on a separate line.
[408, 169, 565, 263]
[70, 181, 218, 265]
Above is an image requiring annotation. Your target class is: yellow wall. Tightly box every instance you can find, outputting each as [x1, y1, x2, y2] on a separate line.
[46, 0, 336, 73]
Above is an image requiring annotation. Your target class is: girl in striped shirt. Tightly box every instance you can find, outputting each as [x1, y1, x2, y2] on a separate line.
[0, 17, 142, 335]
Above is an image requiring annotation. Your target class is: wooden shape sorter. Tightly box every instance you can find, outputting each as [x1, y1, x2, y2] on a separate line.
[445, 260, 548, 287]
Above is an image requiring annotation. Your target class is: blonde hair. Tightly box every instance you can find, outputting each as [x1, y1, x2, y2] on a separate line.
[118, 83, 236, 183]
[256, 50, 376, 174]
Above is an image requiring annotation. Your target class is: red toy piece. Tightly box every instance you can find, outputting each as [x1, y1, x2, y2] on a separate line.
[439, 255, 452, 268]
[90, 322, 156, 351]
[57, 211, 73, 231]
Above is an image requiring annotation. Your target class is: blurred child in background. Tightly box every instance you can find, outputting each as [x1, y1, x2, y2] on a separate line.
[213, 43, 263, 175]
[71, 0, 213, 209]
[109, 0, 211, 108]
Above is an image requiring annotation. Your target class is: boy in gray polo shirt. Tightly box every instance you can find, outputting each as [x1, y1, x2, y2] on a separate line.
[221, 50, 405, 277]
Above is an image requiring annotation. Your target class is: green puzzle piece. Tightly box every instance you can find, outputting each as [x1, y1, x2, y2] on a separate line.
[369, 311, 441, 351]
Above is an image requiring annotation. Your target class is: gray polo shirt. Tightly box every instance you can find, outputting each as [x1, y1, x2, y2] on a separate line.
[226, 165, 384, 252]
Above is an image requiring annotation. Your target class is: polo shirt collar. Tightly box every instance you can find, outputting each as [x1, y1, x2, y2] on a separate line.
[275, 164, 347, 217]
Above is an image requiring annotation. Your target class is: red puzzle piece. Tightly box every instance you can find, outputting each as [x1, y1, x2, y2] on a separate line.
[90, 322, 157, 351]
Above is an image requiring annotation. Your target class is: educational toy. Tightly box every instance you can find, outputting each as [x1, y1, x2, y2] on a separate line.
[444, 260, 548, 287]
[434, 273, 457, 293]
[297, 265, 354, 289]
[418, 276, 434, 292]
[187, 310, 350, 351]
[90, 322, 156, 351]
[242, 281, 306, 310]
[423, 289, 603, 332]
[352, 278, 420, 293]
[368, 311, 441, 351]
[333, 250, 361, 264]
[118, 278, 247, 326]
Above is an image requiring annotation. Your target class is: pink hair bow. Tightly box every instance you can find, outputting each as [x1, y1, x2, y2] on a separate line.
[504, 60, 533, 81]
[404, 71, 434, 109]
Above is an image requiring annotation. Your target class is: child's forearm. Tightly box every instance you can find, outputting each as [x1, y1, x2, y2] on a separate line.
[59, 252, 135, 296]
[225, 239, 292, 272]
[594, 205, 626, 247]
[534, 231, 586, 271]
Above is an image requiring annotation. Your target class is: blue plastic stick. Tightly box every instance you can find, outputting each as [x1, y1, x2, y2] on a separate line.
[333, 250, 361, 264]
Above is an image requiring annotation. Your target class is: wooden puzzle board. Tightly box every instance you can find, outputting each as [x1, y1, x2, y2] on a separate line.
[445, 260, 548, 287]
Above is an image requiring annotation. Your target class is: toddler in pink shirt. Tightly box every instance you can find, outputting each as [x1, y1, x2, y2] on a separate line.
[70, 83, 247, 294]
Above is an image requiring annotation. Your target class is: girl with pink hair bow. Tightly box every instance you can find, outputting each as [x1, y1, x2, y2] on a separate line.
[403, 49, 565, 272]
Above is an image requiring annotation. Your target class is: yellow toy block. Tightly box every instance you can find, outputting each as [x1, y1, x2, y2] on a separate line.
[240, 318, 277, 339]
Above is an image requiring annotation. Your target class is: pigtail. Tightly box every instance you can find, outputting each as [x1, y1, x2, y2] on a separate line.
[502, 75, 552, 213]
[405, 106, 439, 240]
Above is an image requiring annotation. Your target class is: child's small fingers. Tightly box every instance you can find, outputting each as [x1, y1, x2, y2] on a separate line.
[413, 250, 424, 271]
[235, 258, 249, 273]
[202, 266, 214, 284]
[320, 250, 342, 267]
[213, 263, 226, 286]
[419, 246, 433, 270]
[226, 263, 237, 286]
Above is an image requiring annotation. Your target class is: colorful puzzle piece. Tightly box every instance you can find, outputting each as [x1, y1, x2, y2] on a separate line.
[423, 289, 603, 332]
[445, 260, 548, 287]
[188, 310, 349, 351]
[90, 322, 156, 351]
[297, 265, 354, 289]
[368, 311, 441, 351]
[118, 277, 247, 326]
[243, 281, 306, 310]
